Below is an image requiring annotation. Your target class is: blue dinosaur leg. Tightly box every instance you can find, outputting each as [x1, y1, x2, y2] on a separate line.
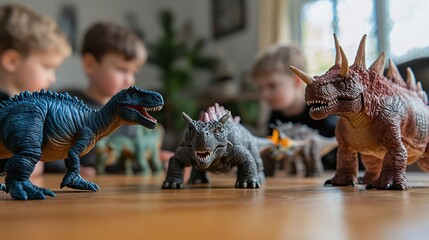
[60, 128, 99, 191]
[0, 159, 7, 192]
[188, 167, 210, 184]
[0, 158, 7, 191]
[5, 151, 55, 200]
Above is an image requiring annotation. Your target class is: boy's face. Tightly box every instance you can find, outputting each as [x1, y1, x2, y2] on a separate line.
[86, 53, 143, 97]
[15, 51, 65, 92]
[254, 72, 303, 111]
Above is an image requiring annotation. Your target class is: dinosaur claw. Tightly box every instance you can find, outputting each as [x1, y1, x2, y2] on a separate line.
[7, 180, 54, 200]
[87, 182, 99, 192]
[60, 178, 71, 189]
[347, 180, 356, 187]
[61, 172, 99, 191]
[366, 174, 409, 191]
[33, 191, 46, 200]
[324, 179, 332, 185]
[394, 183, 409, 190]
[235, 180, 261, 189]
[0, 183, 6, 192]
[16, 192, 28, 201]
[324, 174, 357, 187]
[161, 182, 170, 189]
[161, 178, 185, 189]
[43, 189, 56, 197]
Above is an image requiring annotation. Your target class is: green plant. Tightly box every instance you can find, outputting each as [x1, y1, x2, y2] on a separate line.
[147, 10, 219, 131]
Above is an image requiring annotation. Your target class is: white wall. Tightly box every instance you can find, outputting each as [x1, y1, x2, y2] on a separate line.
[1, 0, 259, 92]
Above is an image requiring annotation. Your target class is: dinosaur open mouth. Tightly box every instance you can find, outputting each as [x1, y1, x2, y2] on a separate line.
[123, 104, 163, 123]
[195, 150, 212, 161]
[306, 99, 338, 112]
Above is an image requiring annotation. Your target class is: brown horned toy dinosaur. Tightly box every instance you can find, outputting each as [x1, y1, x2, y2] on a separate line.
[290, 34, 429, 190]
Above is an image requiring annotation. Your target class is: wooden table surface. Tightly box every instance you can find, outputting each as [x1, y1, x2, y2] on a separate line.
[1, 172, 429, 240]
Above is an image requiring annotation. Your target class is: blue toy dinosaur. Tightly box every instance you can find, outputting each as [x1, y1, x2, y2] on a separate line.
[0, 86, 163, 200]
[162, 104, 265, 189]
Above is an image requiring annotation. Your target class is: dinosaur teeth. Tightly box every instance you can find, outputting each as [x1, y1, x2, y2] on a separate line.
[145, 106, 163, 111]
[195, 150, 211, 161]
[306, 100, 328, 105]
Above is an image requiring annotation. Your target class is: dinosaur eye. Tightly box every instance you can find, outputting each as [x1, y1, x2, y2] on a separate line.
[214, 125, 223, 134]
[336, 80, 346, 90]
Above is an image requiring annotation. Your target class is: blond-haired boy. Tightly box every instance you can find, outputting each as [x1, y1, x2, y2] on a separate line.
[0, 4, 70, 98]
[0, 4, 71, 175]
[251, 44, 337, 169]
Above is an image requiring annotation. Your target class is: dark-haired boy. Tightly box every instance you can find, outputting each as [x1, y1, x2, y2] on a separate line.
[45, 21, 173, 174]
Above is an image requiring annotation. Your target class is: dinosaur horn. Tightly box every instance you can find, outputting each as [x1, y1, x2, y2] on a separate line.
[339, 46, 349, 77]
[369, 52, 386, 75]
[417, 81, 424, 92]
[353, 34, 367, 68]
[406, 67, 417, 91]
[289, 66, 315, 85]
[417, 82, 429, 104]
[219, 111, 231, 124]
[181, 112, 193, 125]
[387, 59, 405, 83]
[333, 33, 341, 66]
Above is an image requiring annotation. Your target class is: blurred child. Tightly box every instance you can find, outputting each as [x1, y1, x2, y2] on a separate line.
[251, 44, 337, 169]
[45, 21, 172, 174]
[0, 4, 70, 99]
[0, 4, 71, 175]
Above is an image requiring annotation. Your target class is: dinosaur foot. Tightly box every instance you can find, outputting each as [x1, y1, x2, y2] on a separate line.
[235, 179, 262, 189]
[358, 172, 379, 184]
[162, 178, 185, 189]
[60, 172, 99, 191]
[0, 183, 6, 192]
[324, 173, 358, 186]
[7, 180, 55, 200]
[365, 173, 409, 190]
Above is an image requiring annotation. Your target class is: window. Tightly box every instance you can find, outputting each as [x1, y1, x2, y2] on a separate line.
[290, 0, 429, 75]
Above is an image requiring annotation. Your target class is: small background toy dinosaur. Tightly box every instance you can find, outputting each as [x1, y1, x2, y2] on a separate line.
[95, 125, 164, 175]
[263, 121, 337, 177]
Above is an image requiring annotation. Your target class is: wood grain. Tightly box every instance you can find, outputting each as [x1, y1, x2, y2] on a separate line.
[1, 172, 429, 240]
